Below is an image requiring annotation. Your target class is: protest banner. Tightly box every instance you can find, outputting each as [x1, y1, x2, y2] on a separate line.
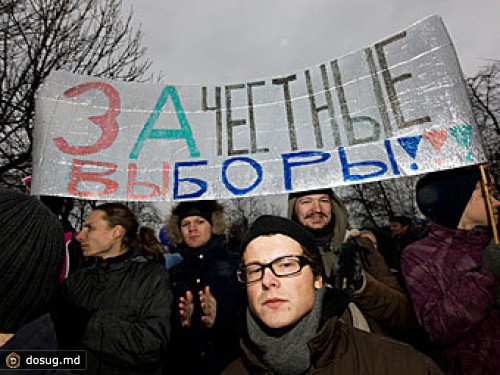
[32, 15, 485, 202]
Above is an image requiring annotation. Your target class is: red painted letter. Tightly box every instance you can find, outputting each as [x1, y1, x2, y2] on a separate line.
[162, 162, 170, 200]
[68, 159, 118, 198]
[127, 163, 161, 200]
[126, 162, 170, 200]
[54, 82, 120, 155]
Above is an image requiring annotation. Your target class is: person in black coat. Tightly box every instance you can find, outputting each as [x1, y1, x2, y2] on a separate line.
[166, 200, 244, 374]
[0, 189, 69, 373]
[55, 203, 172, 374]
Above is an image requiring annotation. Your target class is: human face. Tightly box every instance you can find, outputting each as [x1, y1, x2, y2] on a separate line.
[389, 222, 407, 237]
[243, 234, 323, 330]
[459, 182, 500, 230]
[294, 194, 332, 230]
[180, 216, 212, 248]
[76, 210, 124, 258]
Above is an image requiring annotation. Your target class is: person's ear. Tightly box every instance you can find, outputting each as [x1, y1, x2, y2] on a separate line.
[314, 276, 323, 289]
[112, 225, 125, 240]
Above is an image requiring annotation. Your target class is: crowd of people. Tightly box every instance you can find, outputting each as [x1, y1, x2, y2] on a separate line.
[1, 164, 500, 374]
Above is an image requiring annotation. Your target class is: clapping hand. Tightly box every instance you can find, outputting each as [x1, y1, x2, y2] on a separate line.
[179, 291, 194, 328]
[199, 286, 217, 328]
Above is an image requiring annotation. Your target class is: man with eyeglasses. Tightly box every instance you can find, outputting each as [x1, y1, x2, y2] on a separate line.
[222, 215, 442, 374]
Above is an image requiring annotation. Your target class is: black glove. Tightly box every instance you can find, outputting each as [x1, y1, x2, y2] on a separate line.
[483, 242, 500, 306]
[334, 243, 365, 292]
[323, 285, 352, 317]
[349, 237, 372, 269]
[483, 242, 500, 279]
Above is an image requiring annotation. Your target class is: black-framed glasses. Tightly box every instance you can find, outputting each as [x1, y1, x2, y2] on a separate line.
[237, 255, 310, 284]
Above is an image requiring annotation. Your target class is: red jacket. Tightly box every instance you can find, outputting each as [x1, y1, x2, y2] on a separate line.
[401, 224, 500, 374]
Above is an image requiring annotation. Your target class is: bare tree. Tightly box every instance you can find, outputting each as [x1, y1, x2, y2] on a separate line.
[224, 197, 284, 250]
[127, 201, 164, 234]
[338, 176, 419, 229]
[467, 60, 500, 184]
[468, 61, 500, 135]
[0, 0, 152, 186]
[67, 199, 163, 235]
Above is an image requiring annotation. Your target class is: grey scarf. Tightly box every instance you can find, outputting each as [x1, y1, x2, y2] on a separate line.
[247, 287, 325, 375]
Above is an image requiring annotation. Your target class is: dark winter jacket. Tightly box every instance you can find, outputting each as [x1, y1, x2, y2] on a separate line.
[1, 314, 71, 374]
[55, 250, 172, 374]
[168, 235, 244, 374]
[222, 288, 442, 374]
[288, 190, 416, 337]
[401, 224, 500, 374]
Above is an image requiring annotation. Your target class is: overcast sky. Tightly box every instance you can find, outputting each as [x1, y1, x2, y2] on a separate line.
[119, 0, 500, 216]
[123, 0, 500, 84]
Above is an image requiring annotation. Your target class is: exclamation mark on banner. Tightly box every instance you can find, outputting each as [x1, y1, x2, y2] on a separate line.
[397, 136, 422, 170]
[449, 125, 474, 161]
[423, 130, 447, 165]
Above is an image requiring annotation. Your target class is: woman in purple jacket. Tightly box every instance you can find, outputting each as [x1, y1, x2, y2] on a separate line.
[402, 166, 500, 375]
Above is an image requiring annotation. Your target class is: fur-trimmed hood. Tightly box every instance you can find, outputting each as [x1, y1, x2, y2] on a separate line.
[167, 201, 227, 245]
[287, 189, 348, 276]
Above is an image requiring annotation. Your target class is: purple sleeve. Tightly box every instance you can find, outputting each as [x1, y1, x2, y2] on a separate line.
[401, 243, 497, 344]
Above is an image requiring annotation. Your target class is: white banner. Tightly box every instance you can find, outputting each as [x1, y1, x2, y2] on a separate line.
[33, 15, 485, 202]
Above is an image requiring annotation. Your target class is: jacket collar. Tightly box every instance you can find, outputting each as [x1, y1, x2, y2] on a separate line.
[428, 223, 491, 247]
[176, 235, 225, 262]
[86, 248, 135, 270]
[237, 287, 350, 371]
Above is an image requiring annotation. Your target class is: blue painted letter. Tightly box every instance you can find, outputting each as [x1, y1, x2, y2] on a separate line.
[222, 157, 263, 196]
[174, 160, 208, 199]
[339, 146, 388, 181]
[282, 151, 331, 191]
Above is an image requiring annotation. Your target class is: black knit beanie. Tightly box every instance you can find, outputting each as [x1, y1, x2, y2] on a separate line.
[288, 188, 334, 202]
[416, 166, 481, 228]
[240, 215, 325, 277]
[173, 200, 217, 226]
[0, 189, 64, 333]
